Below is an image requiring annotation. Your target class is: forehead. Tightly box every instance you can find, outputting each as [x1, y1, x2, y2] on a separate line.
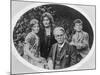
[75, 23, 82, 26]
[54, 30, 64, 35]
[43, 16, 49, 19]
[32, 23, 39, 27]
[30, 19, 38, 24]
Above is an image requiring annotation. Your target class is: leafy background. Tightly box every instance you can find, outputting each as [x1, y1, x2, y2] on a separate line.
[13, 4, 94, 56]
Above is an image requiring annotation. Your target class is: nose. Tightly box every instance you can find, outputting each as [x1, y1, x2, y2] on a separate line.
[57, 36, 62, 39]
[37, 27, 39, 30]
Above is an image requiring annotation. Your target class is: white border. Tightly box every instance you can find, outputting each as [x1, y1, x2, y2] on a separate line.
[12, 2, 95, 72]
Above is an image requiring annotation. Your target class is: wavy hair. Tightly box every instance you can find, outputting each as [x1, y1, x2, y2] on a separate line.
[40, 12, 55, 29]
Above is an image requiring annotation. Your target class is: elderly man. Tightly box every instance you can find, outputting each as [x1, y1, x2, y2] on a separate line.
[47, 27, 77, 69]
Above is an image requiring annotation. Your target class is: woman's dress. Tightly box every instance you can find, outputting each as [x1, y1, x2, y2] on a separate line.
[23, 31, 47, 68]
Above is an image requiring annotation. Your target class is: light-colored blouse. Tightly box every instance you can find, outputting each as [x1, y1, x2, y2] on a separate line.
[70, 30, 90, 57]
[23, 31, 47, 68]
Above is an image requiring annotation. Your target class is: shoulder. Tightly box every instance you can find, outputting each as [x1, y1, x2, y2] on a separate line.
[82, 31, 88, 36]
[52, 43, 57, 47]
[26, 32, 32, 37]
[25, 32, 36, 42]
[50, 43, 57, 49]
[64, 42, 70, 46]
[72, 33, 77, 39]
[65, 42, 74, 50]
[62, 42, 70, 50]
[82, 31, 89, 39]
[26, 32, 35, 38]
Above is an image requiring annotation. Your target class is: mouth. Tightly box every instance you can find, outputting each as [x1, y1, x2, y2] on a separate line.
[58, 39, 62, 42]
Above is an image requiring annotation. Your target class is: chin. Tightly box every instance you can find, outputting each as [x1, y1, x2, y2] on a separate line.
[34, 31, 39, 34]
[45, 26, 49, 27]
[58, 42, 63, 44]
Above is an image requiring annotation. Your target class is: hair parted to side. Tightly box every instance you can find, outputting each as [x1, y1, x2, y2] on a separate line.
[73, 19, 83, 25]
[30, 18, 39, 25]
[53, 26, 65, 35]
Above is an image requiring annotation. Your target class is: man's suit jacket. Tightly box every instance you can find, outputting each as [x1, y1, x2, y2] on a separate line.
[49, 42, 77, 69]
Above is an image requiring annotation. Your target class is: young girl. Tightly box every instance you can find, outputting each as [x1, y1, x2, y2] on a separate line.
[23, 19, 47, 68]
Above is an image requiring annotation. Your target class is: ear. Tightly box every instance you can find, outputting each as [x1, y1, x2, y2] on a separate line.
[64, 33, 66, 38]
[74, 26, 76, 30]
[81, 25, 83, 29]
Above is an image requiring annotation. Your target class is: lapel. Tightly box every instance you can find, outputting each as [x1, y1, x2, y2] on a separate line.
[52, 43, 57, 61]
[53, 42, 69, 61]
[60, 42, 69, 60]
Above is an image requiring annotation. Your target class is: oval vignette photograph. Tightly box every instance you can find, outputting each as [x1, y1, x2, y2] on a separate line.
[11, 0, 96, 74]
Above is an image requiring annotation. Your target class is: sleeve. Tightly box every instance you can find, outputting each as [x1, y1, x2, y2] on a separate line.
[47, 46, 54, 69]
[24, 33, 31, 44]
[72, 35, 75, 43]
[70, 35, 76, 45]
[70, 45, 77, 66]
[48, 46, 53, 61]
[25, 33, 37, 47]
[82, 33, 89, 48]
[24, 33, 36, 56]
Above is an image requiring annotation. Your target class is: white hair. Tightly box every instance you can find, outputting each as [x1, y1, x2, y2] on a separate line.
[53, 27, 65, 35]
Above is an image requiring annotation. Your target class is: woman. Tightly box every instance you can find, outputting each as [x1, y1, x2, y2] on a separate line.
[40, 12, 57, 59]
[23, 19, 47, 68]
[70, 19, 90, 62]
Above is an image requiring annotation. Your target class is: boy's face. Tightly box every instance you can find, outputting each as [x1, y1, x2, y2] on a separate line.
[74, 23, 82, 32]
[54, 30, 65, 44]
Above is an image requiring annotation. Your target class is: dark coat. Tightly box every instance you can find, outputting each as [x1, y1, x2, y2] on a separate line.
[39, 28, 56, 59]
[49, 42, 77, 69]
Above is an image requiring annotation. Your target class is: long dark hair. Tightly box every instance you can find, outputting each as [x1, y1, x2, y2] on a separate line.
[40, 12, 55, 31]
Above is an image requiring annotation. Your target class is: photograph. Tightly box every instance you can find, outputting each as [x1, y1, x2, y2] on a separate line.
[11, 0, 95, 74]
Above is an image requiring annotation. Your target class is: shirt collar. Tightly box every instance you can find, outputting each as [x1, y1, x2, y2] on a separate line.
[58, 41, 65, 48]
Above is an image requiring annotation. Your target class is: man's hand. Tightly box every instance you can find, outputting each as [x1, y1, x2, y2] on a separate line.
[47, 58, 53, 70]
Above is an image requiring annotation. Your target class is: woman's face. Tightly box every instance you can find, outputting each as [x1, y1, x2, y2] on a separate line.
[74, 23, 82, 32]
[32, 23, 39, 33]
[43, 16, 50, 27]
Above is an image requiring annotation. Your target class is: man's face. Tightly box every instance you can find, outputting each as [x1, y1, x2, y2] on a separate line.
[43, 17, 50, 27]
[74, 23, 82, 32]
[54, 30, 65, 44]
